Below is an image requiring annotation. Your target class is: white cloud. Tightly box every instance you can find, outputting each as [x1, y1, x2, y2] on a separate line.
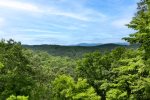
[0, 30, 5, 35]
[0, 17, 5, 27]
[45, 6, 104, 22]
[47, 8, 107, 22]
[0, 31, 70, 44]
[0, 0, 87, 21]
[111, 18, 131, 29]
[0, 0, 107, 22]
[0, 31, 13, 41]
[47, 23, 80, 30]
[45, 8, 89, 21]
[0, 0, 41, 12]
[83, 9, 108, 22]
[16, 28, 62, 33]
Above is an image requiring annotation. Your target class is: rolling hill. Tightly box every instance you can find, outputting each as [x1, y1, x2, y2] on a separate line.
[23, 43, 138, 58]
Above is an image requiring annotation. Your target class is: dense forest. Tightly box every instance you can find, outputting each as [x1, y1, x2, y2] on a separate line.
[23, 44, 138, 58]
[0, 0, 150, 100]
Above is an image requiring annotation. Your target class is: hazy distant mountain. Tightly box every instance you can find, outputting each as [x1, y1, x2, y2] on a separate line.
[73, 42, 128, 46]
[74, 43, 103, 46]
[115, 42, 129, 45]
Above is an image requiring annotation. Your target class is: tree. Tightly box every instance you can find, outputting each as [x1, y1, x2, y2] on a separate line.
[101, 49, 150, 100]
[0, 39, 34, 99]
[52, 75, 100, 100]
[77, 51, 113, 100]
[123, 0, 150, 59]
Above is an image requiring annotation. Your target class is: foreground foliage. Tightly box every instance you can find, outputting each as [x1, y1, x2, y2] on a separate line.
[52, 75, 100, 100]
[0, 39, 34, 99]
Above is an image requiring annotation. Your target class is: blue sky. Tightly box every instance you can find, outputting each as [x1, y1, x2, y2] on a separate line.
[0, 0, 139, 45]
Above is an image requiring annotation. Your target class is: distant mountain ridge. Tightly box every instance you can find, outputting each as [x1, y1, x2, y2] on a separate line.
[70, 42, 129, 46]
[73, 43, 103, 46]
[23, 43, 138, 58]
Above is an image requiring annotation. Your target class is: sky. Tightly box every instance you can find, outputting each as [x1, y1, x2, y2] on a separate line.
[0, 0, 139, 45]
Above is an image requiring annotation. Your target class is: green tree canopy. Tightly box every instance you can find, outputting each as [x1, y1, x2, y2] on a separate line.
[0, 39, 34, 99]
[52, 75, 100, 100]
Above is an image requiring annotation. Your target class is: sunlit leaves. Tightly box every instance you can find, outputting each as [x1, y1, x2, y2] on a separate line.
[52, 75, 100, 100]
[6, 95, 28, 100]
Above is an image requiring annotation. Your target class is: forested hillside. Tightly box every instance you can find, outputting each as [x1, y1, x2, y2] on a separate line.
[23, 44, 138, 58]
[0, 0, 150, 100]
